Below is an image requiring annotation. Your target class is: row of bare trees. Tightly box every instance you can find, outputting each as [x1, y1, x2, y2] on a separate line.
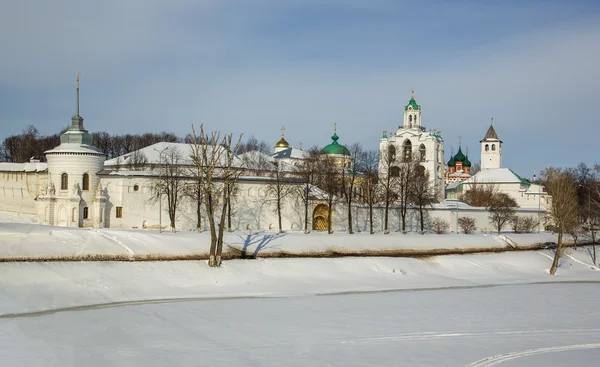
[1, 125, 182, 162]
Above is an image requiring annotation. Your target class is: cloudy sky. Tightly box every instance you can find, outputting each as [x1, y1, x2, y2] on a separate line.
[1, 0, 599, 176]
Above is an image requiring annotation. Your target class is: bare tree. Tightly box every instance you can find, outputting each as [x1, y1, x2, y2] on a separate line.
[315, 153, 342, 234]
[432, 217, 450, 234]
[190, 125, 242, 267]
[543, 168, 580, 275]
[127, 150, 148, 171]
[410, 163, 436, 232]
[356, 149, 379, 234]
[463, 180, 499, 207]
[297, 147, 320, 233]
[379, 145, 398, 232]
[150, 147, 186, 232]
[265, 161, 297, 233]
[185, 162, 204, 232]
[458, 217, 477, 234]
[344, 143, 363, 234]
[487, 193, 518, 234]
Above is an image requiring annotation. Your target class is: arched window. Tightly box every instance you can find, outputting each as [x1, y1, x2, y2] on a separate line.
[83, 207, 89, 219]
[409, 115, 413, 123]
[61, 173, 68, 190]
[390, 166, 400, 177]
[388, 145, 396, 162]
[492, 144, 496, 151]
[485, 144, 489, 152]
[419, 144, 426, 162]
[403, 140, 412, 162]
[414, 115, 417, 124]
[82, 173, 89, 191]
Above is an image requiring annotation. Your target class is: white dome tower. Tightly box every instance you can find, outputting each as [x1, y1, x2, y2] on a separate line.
[39, 73, 107, 227]
[480, 118, 502, 170]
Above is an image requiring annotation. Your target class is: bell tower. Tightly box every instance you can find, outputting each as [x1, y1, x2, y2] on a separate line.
[480, 118, 502, 170]
[403, 88, 422, 129]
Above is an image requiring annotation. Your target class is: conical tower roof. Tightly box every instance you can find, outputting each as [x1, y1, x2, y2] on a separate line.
[480, 121, 502, 143]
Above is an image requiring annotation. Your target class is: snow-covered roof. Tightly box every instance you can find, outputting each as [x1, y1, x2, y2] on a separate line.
[271, 147, 308, 160]
[460, 168, 528, 185]
[45, 143, 104, 155]
[104, 142, 242, 168]
[0, 162, 48, 172]
[238, 151, 277, 170]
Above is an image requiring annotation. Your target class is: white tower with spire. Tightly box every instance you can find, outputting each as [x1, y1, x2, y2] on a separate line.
[480, 118, 502, 170]
[40, 73, 107, 227]
[403, 88, 422, 129]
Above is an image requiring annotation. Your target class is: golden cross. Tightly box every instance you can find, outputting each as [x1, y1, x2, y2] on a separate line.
[281, 125, 285, 137]
[411, 88, 414, 97]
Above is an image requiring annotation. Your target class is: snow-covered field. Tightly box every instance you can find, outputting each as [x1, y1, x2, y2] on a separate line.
[1, 213, 599, 366]
[0, 212, 566, 259]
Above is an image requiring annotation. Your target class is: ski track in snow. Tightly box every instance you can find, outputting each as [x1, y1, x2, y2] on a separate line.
[465, 343, 600, 366]
[93, 229, 134, 257]
[332, 328, 600, 345]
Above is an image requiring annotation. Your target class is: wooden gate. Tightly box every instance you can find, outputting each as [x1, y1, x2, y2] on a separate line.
[312, 204, 329, 231]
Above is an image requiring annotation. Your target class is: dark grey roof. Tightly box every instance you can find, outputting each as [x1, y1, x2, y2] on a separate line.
[480, 124, 502, 142]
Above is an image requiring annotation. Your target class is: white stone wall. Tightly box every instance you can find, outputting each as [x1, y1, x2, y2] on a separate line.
[99, 174, 306, 231]
[0, 170, 45, 219]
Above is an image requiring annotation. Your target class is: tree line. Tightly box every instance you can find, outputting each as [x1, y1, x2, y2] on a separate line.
[0, 125, 182, 162]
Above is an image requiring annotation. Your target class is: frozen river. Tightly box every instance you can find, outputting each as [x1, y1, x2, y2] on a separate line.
[2, 282, 599, 366]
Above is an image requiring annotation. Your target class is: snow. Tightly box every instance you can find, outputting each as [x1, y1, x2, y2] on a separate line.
[462, 168, 523, 184]
[0, 161, 48, 172]
[0, 222, 562, 259]
[1, 213, 599, 366]
[103, 142, 243, 167]
[44, 142, 104, 155]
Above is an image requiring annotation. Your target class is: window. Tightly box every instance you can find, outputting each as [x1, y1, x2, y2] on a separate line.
[419, 144, 426, 162]
[390, 166, 400, 177]
[83, 207, 89, 219]
[82, 173, 89, 191]
[116, 207, 123, 218]
[492, 144, 496, 151]
[133, 184, 139, 192]
[388, 145, 396, 162]
[61, 173, 68, 190]
[403, 140, 412, 162]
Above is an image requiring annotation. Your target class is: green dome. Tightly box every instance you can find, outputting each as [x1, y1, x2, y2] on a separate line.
[463, 155, 472, 167]
[453, 146, 466, 162]
[404, 96, 420, 111]
[322, 132, 350, 156]
[447, 155, 455, 167]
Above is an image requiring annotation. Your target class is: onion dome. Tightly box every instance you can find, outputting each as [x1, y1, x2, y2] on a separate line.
[447, 155, 455, 167]
[322, 132, 350, 156]
[274, 125, 291, 149]
[275, 136, 290, 149]
[453, 146, 466, 162]
[404, 88, 421, 111]
[463, 155, 472, 167]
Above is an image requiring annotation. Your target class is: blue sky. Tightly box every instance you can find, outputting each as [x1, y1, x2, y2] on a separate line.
[1, 0, 599, 176]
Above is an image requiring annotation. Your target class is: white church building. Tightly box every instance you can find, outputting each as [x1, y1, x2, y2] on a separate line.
[0, 80, 549, 233]
[447, 123, 550, 211]
[378, 90, 445, 199]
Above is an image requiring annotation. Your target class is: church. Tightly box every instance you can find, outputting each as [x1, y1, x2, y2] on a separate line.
[378, 90, 445, 199]
[0, 78, 548, 233]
